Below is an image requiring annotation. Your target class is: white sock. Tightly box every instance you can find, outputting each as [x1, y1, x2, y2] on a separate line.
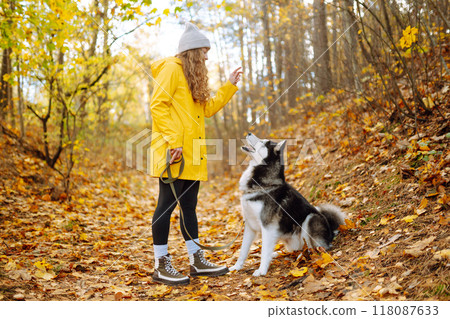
[154, 244, 168, 260]
[185, 239, 200, 256]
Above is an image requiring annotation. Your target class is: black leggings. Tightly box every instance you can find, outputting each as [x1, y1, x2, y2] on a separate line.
[152, 179, 200, 245]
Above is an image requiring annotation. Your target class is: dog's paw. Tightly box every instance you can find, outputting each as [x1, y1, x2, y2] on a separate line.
[252, 269, 266, 277]
[229, 264, 242, 272]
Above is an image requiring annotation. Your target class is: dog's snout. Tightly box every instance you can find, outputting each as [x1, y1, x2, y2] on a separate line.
[247, 133, 252, 137]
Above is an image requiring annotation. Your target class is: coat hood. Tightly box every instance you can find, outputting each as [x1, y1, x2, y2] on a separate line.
[151, 56, 182, 78]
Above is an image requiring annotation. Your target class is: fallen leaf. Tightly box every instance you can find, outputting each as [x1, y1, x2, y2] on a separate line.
[334, 183, 349, 194]
[340, 197, 356, 207]
[257, 287, 288, 300]
[438, 214, 449, 226]
[378, 234, 401, 248]
[4, 259, 17, 271]
[404, 236, 436, 257]
[34, 258, 52, 271]
[13, 293, 25, 300]
[366, 248, 380, 259]
[433, 249, 450, 261]
[437, 194, 449, 205]
[147, 285, 172, 298]
[416, 198, 428, 214]
[402, 215, 418, 223]
[34, 269, 57, 280]
[377, 282, 402, 297]
[9, 269, 32, 281]
[303, 277, 329, 294]
[338, 219, 355, 231]
[380, 244, 397, 256]
[342, 289, 369, 300]
[114, 291, 125, 300]
[379, 214, 396, 225]
[315, 252, 334, 268]
[211, 293, 231, 301]
[289, 267, 308, 277]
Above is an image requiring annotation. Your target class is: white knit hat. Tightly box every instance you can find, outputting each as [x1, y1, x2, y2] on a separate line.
[177, 22, 210, 54]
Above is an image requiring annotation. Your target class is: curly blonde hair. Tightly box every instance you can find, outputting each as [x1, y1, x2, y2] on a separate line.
[176, 48, 210, 104]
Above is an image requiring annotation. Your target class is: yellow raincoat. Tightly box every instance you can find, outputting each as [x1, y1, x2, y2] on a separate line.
[149, 57, 238, 181]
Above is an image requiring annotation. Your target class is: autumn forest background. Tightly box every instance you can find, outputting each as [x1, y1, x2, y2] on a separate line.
[0, 0, 449, 301]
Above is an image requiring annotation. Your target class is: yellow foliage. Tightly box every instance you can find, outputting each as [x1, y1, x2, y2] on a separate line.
[315, 252, 333, 268]
[402, 215, 418, 223]
[289, 267, 308, 277]
[399, 26, 418, 49]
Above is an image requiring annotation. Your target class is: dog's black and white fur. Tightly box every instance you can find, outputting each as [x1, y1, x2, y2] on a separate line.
[230, 133, 346, 276]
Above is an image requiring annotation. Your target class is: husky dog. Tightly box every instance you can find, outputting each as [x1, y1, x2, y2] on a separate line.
[230, 133, 346, 277]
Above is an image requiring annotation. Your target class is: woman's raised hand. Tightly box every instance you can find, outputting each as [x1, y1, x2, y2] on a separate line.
[229, 67, 243, 85]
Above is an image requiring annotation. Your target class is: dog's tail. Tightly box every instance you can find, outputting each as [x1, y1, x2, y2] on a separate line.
[315, 203, 347, 233]
[300, 204, 346, 249]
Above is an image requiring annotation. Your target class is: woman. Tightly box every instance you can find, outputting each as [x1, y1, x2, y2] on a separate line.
[149, 22, 242, 286]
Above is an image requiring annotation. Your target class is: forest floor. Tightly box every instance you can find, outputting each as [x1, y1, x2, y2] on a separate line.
[0, 98, 449, 301]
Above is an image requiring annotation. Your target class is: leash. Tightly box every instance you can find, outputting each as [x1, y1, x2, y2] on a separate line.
[159, 150, 243, 251]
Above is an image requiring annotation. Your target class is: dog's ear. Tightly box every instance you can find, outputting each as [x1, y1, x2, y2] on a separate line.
[274, 140, 286, 153]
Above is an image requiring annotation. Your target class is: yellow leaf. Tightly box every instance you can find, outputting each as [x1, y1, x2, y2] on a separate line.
[211, 293, 231, 301]
[379, 214, 396, 225]
[34, 258, 52, 271]
[334, 183, 349, 194]
[155, 17, 161, 25]
[79, 233, 88, 241]
[289, 267, 308, 277]
[399, 26, 418, 49]
[418, 198, 428, 210]
[147, 285, 172, 298]
[402, 215, 418, 223]
[163, 8, 170, 16]
[316, 253, 333, 268]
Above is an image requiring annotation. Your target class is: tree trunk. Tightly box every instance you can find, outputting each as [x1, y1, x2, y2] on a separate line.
[261, 0, 277, 128]
[296, 2, 308, 99]
[0, 48, 13, 121]
[343, 0, 361, 91]
[238, 10, 247, 135]
[312, 0, 332, 95]
[17, 58, 25, 140]
[0, 0, 15, 124]
[331, 0, 339, 88]
[381, 0, 393, 40]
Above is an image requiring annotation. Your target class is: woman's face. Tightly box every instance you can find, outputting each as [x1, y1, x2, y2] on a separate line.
[201, 47, 209, 61]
